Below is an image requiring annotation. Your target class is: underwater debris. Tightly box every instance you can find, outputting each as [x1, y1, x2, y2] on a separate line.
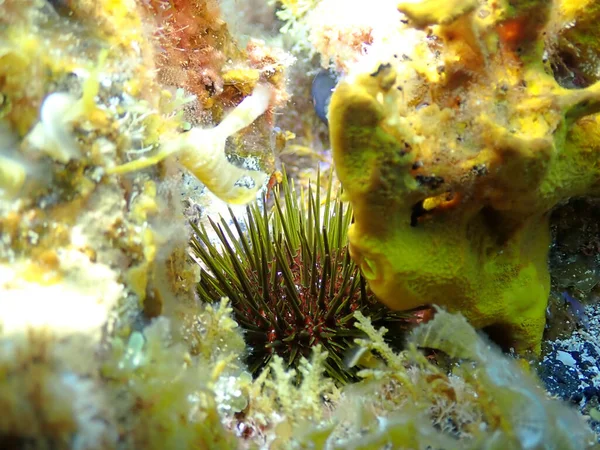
[190, 171, 412, 383]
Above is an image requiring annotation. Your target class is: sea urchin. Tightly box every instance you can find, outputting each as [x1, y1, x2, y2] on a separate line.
[190, 172, 408, 383]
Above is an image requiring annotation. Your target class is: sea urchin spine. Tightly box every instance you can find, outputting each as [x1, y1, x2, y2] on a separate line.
[190, 172, 407, 383]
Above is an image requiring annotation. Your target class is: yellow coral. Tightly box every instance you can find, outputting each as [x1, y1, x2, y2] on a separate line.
[329, 0, 600, 352]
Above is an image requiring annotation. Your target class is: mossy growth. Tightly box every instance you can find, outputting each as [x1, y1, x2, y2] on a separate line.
[190, 171, 411, 384]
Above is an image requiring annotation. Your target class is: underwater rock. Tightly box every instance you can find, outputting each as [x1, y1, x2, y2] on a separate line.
[540, 301, 600, 439]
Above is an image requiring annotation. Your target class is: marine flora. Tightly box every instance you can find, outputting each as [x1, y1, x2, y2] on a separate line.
[101, 299, 247, 450]
[290, 309, 596, 449]
[327, 0, 600, 352]
[190, 172, 410, 383]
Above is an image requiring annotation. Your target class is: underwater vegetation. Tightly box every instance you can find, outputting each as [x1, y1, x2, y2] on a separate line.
[190, 172, 413, 383]
[326, 0, 600, 353]
[289, 309, 597, 450]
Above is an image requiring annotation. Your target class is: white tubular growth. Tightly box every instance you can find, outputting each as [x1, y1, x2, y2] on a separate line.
[176, 83, 272, 205]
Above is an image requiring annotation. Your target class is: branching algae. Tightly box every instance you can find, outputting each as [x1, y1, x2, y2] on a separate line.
[287, 309, 596, 449]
